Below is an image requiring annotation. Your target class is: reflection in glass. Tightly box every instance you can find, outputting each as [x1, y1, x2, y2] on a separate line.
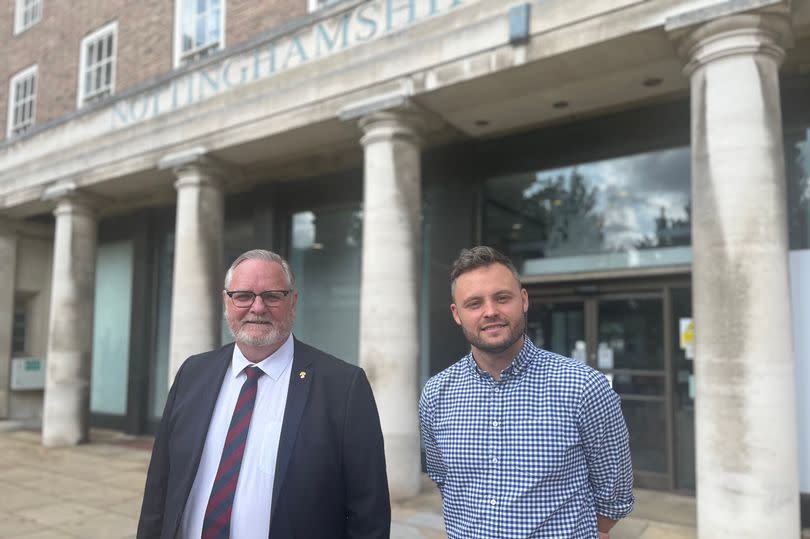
[150, 231, 173, 419]
[289, 208, 363, 364]
[598, 298, 664, 371]
[484, 147, 691, 275]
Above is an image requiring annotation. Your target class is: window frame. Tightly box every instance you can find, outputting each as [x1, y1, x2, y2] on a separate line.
[7, 64, 38, 139]
[77, 21, 119, 108]
[307, 0, 342, 12]
[173, 0, 226, 67]
[13, 0, 43, 35]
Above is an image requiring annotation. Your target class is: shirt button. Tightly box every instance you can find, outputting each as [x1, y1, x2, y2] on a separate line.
[492, 420, 500, 427]
[492, 456, 499, 464]
[490, 498, 497, 506]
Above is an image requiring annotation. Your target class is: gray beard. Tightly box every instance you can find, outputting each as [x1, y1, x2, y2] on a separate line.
[230, 322, 288, 348]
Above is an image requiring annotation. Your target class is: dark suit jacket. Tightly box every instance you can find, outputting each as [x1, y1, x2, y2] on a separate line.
[137, 338, 391, 539]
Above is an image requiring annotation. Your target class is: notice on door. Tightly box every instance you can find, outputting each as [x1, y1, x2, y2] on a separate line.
[597, 343, 614, 369]
[679, 318, 695, 360]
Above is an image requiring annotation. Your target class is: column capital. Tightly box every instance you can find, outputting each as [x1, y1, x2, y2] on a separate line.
[41, 181, 101, 218]
[357, 106, 425, 148]
[667, 8, 792, 77]
[158, 147, 235, 190]
[338, 86, 432, 147]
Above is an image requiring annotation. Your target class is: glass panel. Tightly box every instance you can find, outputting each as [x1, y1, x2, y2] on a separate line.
[786, 128, 810, 249]
[598, 298, 664, 372]
[195, 17, 206, 48]
[621, 399, 667, 473]
[526, 301, 585, 360]
[672, 287, 695, 489]
[91, 241, 134, 416]
[611, 373, 665, 395]
[149, 231, 174, 418]
[181, 0, 195, 52]
[12, 303, 27, 354]
[95, 66, 104, 92]
[210, 6, 221, 40]
[289, 208, 362, 364]
[484, 147, 691, 275]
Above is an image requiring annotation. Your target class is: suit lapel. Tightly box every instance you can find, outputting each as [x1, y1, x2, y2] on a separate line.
[270, 339, 313, 526]
[171, 343, 233, 539]
[187, 345, 233, 471]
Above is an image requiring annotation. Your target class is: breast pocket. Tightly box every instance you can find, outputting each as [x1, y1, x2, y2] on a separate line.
[258, 420, 284, 475]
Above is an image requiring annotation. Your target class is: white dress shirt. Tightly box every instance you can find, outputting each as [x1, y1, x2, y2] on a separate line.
[179, 335, 294, 539]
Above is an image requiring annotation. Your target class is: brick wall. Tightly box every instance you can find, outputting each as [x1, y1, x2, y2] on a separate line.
[228, 0, 306, 45]
[0, 0, 308, 143]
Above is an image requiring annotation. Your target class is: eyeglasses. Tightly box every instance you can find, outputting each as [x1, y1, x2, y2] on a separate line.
[225, 289, 292, 308]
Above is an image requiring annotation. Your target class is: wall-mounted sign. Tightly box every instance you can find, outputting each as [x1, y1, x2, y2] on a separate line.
[680, 317, 694, 360]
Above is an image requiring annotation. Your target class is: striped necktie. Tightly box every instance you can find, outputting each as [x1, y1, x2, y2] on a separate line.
[202, 366, 264, 539]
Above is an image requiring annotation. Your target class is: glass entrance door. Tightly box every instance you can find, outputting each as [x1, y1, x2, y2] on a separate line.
[527, 284, 692, 491]
[597, 295, 669, 489]
[526, 300, 586, 360]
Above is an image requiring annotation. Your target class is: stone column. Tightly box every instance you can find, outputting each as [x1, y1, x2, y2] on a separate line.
[41, 190, 97, 446]
[160, 150, 225, 383]
[356, 109, 423, 500]
[675, 11, 799, 538]
[0, 225, 18, 419]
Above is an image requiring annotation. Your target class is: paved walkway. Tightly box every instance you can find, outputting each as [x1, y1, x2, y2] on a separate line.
[0, 427, 701, 538]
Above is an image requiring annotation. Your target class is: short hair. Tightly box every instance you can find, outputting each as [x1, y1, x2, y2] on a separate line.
[449, 246, 521, 298]
[223, 249, 296, 289]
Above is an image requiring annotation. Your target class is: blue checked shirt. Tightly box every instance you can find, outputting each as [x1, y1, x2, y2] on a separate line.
[419, 338, 634, 538]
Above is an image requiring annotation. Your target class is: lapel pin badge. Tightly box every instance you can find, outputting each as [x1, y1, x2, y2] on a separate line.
[299, 371, 307, 380]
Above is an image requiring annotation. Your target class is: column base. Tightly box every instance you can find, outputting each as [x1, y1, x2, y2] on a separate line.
[385, 432, 422, 500]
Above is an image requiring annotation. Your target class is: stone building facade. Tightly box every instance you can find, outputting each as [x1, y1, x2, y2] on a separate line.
[1, 0, 810, 536]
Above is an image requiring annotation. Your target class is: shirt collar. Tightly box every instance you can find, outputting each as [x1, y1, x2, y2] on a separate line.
[465, 335, 535, 381]
[230, 333, 295, 381]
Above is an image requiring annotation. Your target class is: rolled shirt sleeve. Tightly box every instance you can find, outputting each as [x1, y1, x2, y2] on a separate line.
[577, 370, 635, 520]
[419, 381, 447, 492]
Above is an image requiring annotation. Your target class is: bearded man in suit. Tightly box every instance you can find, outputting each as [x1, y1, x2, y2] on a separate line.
[138, 249, 390, 539]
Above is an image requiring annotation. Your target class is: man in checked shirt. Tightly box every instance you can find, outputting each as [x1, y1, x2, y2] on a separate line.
[419, 246, 634, 539]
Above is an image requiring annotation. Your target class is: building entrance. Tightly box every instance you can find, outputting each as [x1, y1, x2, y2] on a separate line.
[526, 280, 694, 491]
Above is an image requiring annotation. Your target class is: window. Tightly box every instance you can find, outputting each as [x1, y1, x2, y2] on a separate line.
[174, 0, 224, 66]
[7, 65, 37, 138]
[14, 0, 42, 34]
[12, 302, 27, 355]
[78, 22, 118, 107]
[289, 208, 363, 364]
[483, 146, 692, 276]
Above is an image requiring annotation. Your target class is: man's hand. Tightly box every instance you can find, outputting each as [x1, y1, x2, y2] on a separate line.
[596, 514, 616, 539]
